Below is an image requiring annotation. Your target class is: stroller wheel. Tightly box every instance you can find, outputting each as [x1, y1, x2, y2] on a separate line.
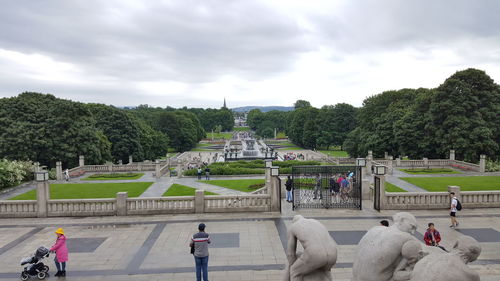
[36, 272, 46, 280]
[42, 266, 49, 273]
[20, 272, 29, 281]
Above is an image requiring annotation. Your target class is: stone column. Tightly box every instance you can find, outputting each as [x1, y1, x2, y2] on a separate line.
[79, 155, 85, 167]
[423, 157, 429, 166]
[128, 155, 133, 165]
[377, 175, 387, 210]
[116, 192, 128, 216]
[362, 179, 371, 201]
[56, 161, 63, 181]
[195, 190, 205, 213]
[387, 160, 393, 175]
[177, 163, 182, 178]
[265, 166, 272, 192]
[270, 169, 280, 212]
[108, 162, 113, 173]
[155, 160, 161, 179]
[33, 162, 40, 173]
[448, 186, 461, 200]
[396, 157, 401, 167]
[36, 180, 49, 218]
[384, 152, 388, 159]
[118, 160, 123, 165]
[449, 150, 455, 161]
[479, 154, 486, 173]
[367, 150, 373, 161]
[366, 160, 372, 176]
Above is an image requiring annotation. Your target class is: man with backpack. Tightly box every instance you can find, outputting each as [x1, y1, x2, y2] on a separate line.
[285, 176, 293, 203]
[450, 192, 461, 228]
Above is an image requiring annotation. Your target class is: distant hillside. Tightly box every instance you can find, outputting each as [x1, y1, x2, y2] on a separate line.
[231, 106, 294, 112]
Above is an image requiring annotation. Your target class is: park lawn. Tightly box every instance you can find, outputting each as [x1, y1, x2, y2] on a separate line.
[200, 179, 265, 192]
[319, 150, 349, 157]
[207, 132, 233, 140]
[162, 184, 218, 196]
[385, 182, 408, 192]
[82, 173, 144, 180]
[400, 176, 500, 192]
[399, 168, 461, 174]
[10, 182, 154, 200]
[276, 132, 287, 138]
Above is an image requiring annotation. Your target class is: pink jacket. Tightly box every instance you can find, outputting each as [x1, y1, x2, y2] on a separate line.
[50, 235, 68, 262]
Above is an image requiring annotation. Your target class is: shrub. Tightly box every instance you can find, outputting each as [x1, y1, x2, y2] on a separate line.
[0, 159, 33, 189]
[486, 160, 500, 172]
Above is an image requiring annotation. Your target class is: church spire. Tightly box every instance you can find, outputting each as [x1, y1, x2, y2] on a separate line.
[223, 97, 227, 109]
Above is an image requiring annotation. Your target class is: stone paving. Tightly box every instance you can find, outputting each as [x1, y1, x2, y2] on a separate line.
[1, 201, 500, 280]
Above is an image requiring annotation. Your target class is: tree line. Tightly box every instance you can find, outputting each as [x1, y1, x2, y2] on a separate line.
[0, 93, 233, 168]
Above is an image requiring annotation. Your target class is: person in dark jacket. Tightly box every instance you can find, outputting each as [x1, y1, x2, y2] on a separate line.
[285, 176, 293, 202]
[190, 223, 211, 281]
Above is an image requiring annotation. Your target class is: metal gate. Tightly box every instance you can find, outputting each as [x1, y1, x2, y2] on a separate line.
[374, 176, 381, 211]
[292, 165, 362, 210]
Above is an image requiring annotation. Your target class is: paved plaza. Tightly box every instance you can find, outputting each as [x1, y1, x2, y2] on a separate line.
[1, 201, 500, 280]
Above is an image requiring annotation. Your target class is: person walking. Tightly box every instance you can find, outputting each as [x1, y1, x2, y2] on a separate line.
[197, 167, 202, 180]
[450, 192, 459, 228]
[313, 174, 323, 200]
[285, 176, 293, 203]
[204, 167, 210, 180]
[190, 223, 211, 281]
[64, 169, 70, 181]
[50, 228, 68, 277]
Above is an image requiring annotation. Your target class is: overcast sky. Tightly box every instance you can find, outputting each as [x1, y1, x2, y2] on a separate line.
[1, 0, 499, 108]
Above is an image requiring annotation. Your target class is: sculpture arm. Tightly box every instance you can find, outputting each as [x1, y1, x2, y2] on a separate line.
[286, 230, 298, 265]
[392, 259, 412, 281]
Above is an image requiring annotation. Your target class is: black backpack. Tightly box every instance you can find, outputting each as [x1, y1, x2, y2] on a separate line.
[456, 199, 462, 211]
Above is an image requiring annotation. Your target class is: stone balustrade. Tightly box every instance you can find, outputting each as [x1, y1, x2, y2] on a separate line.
[451, 160, 480, 172]
[0, 200, 38, 217]
[126, 197, 195, 215]
[47, 199, 116, 217]
[158, 164, 170, 177]
[204, 194, 271, 212]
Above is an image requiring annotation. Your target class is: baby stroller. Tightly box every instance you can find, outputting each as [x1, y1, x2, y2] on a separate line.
[20, 246, 50, 280]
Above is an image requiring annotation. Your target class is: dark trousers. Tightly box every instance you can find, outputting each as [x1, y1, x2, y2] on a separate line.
[54, 260, 66, 271]
[195, 256, 209, 281]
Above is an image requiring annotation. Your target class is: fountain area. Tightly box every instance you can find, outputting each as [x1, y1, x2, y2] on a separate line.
[223, 132, 277, 161]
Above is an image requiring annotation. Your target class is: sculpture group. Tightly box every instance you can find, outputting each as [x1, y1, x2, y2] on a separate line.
[283, 213, 481, 281]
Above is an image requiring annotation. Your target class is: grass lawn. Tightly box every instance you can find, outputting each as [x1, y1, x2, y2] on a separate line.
[233, 127, 250, 131]
[200, 179, 265, 192]
[385, 182, 408, 192]
[82, 173, 144, 180]
[207, 132, 233, 140]
[399, 168, 461, 174]
[10, 182, 153, 200]
[162, 184, 218, 196]
[319, 150, 349, 157]
[276, 132, 287, 138]
[400, 176, 500, 192]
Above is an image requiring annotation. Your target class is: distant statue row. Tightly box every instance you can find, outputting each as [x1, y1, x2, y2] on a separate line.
[283, 213, 481, 281]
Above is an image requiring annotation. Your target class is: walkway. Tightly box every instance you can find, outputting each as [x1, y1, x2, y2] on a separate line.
[0, 204, 499, 280]
[385, 176, 427, 192]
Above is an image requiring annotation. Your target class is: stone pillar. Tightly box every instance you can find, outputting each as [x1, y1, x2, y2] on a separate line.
[177, 164, 182, 178]
[79, 155, 85, 167]
[116, 192, 128, 216]
[449, 150, 455, 161]
[362, 179, 371, 201]
[448, 186, 461, 200]
[33, 162, 40, 173]
[155, 160, 161, 179]
[377, 175, 387, 210]
[384, 152, 388, 159]
[366, 160, 372, 176]
[36, 181, 49, 218]
[118, 160, 123, 165]
[396, 157, 401, 167]
[265, 167, 272, 192]
[270, 169, 280, 212]
[195, 190, 205, 213]
[367, 150, 373, 161]
[56, 161, 63, 181]
[423, 157, 428, 166]
[387, 160, 393, 175]
[128, 155, 133, 165]
[479, 154, 486, 173]
[107, 162, 113, 173]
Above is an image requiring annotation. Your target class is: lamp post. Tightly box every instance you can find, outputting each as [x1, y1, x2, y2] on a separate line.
[374, 165, 387, 175]
[356, 158, 366, 167]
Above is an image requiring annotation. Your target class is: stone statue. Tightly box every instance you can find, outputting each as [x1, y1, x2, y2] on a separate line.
[392, 240, 426, 281]
[410, 235, 481, 281]
[352, 212, 420, 281]
[283, 215, 337, 281]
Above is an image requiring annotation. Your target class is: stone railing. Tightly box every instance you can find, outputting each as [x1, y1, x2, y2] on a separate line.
[204, 194, 271, 212]
[159, 164, 170, 177]
[451, 160, 480, 172]
[126, 197, 195, 215]
[396, 160, 425, 167]
[0, 200, 37, 218]
[68, 166, 86, 177]
[461, 191, 500, 208]
[251, 186, 268, 194]
[47, 199, 116, 217]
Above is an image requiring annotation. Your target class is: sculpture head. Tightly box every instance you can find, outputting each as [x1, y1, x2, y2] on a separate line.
[393, 212, 417, 234]
[292, 215, 304, 224]
[452, 236, 481, 264]
[401, 240, 424, 265]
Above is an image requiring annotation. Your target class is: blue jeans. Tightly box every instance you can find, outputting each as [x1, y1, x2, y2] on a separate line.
[286, 190, 293, 201]
[195, 256, 209, 281]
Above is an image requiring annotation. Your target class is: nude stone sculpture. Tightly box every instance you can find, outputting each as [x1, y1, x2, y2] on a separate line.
[392, 240, 425, 281]
[410, 235, 481, 281]
[283, 215, 337, 281]
[352, 212, 421, 281]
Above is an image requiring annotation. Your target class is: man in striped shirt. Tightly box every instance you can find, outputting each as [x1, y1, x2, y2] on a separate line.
[190, 223, 211, 281]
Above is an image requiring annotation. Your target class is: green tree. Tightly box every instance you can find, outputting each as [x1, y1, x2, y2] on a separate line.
[294, 100, 311, 109]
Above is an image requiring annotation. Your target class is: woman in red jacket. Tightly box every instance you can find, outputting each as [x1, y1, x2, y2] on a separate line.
[423, 223, 441, 246]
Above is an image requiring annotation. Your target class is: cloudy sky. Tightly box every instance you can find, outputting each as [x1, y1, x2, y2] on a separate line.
[1, 0, 499, 108]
